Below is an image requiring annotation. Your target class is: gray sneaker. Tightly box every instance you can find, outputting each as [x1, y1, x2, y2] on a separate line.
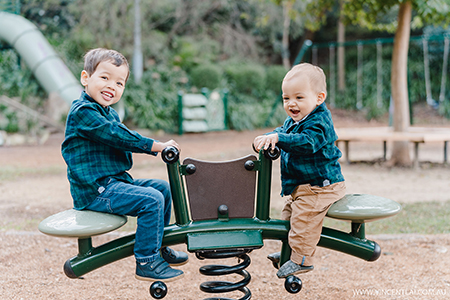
[276, 260, 314, 278]
[267, 251, 281, 264]
[267, 251, 281, 269]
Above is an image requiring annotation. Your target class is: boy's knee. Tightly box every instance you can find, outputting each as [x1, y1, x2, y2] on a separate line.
[151, 179, 170, 193]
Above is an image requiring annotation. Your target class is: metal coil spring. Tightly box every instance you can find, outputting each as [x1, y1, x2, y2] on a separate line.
[196, 250, 253, 300]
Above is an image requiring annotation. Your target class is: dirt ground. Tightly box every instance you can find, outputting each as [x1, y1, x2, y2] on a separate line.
[1, 106, 450, 299]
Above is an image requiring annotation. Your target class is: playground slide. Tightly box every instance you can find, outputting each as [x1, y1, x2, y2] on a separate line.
[0, 11, 82, 105]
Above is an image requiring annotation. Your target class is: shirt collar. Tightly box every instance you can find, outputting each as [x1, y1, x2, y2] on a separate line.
[81, 91, 110, 113]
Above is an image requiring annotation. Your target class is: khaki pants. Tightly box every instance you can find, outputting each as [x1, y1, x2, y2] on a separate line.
[281, 181, 346, 266]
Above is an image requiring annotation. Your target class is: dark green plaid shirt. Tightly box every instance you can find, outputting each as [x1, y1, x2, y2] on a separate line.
[61, 91, 157, 209]
[271, 102, 344, 196]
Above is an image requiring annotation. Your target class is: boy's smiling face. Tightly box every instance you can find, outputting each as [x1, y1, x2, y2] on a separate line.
[80, 60, 128, 107]
[282, 73, 325, 122]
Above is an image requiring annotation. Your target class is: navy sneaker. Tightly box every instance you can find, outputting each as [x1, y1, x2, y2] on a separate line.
[161, 247, 189, 266]
[276, 260, 314, 278]
[135, 257, 184, 282]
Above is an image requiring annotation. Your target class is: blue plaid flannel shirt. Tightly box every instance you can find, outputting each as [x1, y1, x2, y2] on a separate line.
[61, 91, 157, 209]
[271, 102, 344, 196]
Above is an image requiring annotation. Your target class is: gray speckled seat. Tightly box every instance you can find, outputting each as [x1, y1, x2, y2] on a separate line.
[327, 194, 402, 223]
[38, 209, 127, 238]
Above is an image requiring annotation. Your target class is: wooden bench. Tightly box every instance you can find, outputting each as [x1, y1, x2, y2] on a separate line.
[335, 126, 450, 168]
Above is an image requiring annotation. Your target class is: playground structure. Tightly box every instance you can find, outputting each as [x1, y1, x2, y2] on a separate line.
[39, 146, 401, 299]
[0, 11, 82, 106]
[178, 88, 229, 135]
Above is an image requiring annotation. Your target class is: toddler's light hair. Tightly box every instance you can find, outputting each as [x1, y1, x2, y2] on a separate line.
[283, 63, 327, 97]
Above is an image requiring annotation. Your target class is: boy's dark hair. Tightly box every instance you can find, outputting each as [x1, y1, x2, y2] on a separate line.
[83, 48, 130, 81]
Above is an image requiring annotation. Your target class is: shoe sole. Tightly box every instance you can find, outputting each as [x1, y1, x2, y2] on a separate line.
[168, 258, 189, 267]
[135, 272, 184, 283]
[277, 267, 314, 278]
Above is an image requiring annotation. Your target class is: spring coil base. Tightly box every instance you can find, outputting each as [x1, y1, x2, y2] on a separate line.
[196, 250, 253, 300]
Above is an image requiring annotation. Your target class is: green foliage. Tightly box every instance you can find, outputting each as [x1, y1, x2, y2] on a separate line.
[20, 0, 76, 37]
[227, 90, 285, 131]
[340, 0, 450, 32]
[265, 65, 287, 94]
[224, 63, 266, 95]
[0, 51, 46, 102]
[190, 64, 222, 90]
[0, 0, 20, 13]
[170, 36, 222, 75]
[122, 65, 188, 133]
[2, 0, 450, 135]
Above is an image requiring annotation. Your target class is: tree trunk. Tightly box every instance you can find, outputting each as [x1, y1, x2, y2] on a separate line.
[133, 0, 143, 84]
[390, 1, 412, 166]
[282, 1, 292, 69]
[337, 3, 346, 91]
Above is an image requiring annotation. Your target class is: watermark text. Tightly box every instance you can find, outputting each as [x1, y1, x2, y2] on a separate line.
[353, 288, 447, 297]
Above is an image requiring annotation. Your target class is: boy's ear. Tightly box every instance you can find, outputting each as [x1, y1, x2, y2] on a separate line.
[317, 92, 326, 105]
[80, 70, 89, 87]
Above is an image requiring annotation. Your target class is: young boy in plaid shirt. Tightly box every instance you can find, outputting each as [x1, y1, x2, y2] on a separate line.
[253, 63, 346, 278]
[62, 48, 187, 282]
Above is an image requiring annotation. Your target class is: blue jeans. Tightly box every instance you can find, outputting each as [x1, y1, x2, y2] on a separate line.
[86, 178, 172, 264]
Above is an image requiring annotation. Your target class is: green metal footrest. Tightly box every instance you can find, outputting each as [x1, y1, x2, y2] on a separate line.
[187, 230, 263, 252]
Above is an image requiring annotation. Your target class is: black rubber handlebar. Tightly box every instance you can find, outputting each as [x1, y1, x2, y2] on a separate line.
[161, 146, 180, 164]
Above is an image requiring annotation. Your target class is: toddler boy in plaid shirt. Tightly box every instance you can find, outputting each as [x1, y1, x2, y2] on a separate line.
[254, 63, 346, 278]
[62, 48, 187, 282]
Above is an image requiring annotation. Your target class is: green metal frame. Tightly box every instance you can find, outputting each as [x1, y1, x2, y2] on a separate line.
[62, 149, 381, 279]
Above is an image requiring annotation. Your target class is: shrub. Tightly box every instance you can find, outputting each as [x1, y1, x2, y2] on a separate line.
[265, 65, 287, 94]
[224, 63, 266, 95]
[226, 90, 286, 131]
[122, 65, 188, 133]
[190, 64, 222, 90]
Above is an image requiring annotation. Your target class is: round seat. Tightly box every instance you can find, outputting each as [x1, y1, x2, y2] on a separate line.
[38, 209, 127, 238]
[327, 194, 402, 223]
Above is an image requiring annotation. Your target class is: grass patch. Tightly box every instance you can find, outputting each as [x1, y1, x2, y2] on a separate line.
[324, 201, 450, 235]
[272, 201, 450, 235]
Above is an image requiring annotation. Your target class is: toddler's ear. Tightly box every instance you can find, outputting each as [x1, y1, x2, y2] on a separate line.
[80, 70, 89, 87]
[317, 92, 326, 105]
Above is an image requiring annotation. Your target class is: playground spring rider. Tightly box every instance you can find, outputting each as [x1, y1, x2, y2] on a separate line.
[39, 146, 401, 299]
